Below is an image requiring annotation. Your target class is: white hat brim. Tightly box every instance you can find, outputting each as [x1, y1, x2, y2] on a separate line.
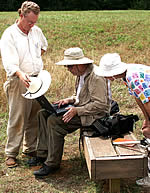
[22, 70, 51, 99]
[55, 57, 93, 65]
[94, 62, 127, 77]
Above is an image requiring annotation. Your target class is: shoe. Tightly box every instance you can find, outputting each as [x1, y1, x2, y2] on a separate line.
[6, 157, 18, 168]
[27, 157, 46, 166]
[136, 176, 150, 187]
[22, 151, 36, 157]
[33, 163, 60, 177]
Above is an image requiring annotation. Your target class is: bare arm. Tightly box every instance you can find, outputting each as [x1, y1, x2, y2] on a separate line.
[134, 97, 150, 121]
[134, 97, 150, 138]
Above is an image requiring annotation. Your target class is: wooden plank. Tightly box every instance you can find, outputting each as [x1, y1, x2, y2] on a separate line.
[96, 155, 146, 160]
[115, 145, 144, 156]
[83, 137, 96, 179]
[114, 134, 146, 156]
[125, 133, 146, 154]
[89, 137, 117, 157]
[109, 179, 120, 193]
[95, 158, 148, 179]
[83, 133, 148, 180]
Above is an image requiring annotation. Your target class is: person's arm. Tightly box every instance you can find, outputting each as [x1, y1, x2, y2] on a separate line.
[134, 97, 150, 121]
[76, 75, 110, 116]
[62, 74, 110, 123]
[1, 30, 21, 77]
[39, 27, 48, 55]
[134, 97, 150, 137]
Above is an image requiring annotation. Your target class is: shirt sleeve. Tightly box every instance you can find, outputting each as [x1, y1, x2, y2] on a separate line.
[76, 75, 110, 116]
[1, 29, 20, 76]
[126, 74, 150, 104]
[38, 27, 48, 51]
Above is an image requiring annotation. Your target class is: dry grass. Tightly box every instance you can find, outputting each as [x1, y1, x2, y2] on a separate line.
[0, 10, 150, 192]
[1, 10, 150, 112]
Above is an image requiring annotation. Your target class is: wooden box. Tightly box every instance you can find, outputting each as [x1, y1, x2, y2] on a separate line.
[83, 133, 148, 180]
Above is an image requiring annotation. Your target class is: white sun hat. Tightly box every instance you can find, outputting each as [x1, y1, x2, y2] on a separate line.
[94, 53, 127, 77]
[22, 70, 51, 99]
[55, 47, 93, 65]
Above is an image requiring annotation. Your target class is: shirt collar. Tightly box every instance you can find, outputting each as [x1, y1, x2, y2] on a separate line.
[15, 20, 32, 36]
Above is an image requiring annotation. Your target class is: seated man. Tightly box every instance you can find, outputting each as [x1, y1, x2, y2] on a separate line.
[33, 47, 111, 176]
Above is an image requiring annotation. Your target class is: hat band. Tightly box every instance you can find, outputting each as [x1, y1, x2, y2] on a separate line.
[64, 55, 84, 60]
[24, 80, 43, 98]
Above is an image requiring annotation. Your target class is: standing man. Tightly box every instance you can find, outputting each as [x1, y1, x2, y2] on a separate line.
[33, 47, 111, 176]
[0, 1, 48, 167]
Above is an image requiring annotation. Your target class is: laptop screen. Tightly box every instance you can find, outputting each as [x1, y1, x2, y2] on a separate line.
[36, 95, 74, 116]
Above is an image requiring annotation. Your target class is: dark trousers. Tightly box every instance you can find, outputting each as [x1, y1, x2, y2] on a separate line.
[36, 109, 82, 167]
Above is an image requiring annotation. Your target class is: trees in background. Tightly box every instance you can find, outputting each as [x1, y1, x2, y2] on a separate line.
[0, 0, 150, 11]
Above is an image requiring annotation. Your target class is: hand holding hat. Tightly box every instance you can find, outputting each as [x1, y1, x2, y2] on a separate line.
[22, 70, 51, 99]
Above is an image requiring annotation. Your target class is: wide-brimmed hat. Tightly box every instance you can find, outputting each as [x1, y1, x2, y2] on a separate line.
[55, 47, 93, 65]
[94, 53, 127, 77]
[22, 70, 51, 99]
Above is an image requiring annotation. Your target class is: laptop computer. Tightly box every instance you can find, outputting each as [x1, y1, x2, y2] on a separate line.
[36, 95, 74, 116]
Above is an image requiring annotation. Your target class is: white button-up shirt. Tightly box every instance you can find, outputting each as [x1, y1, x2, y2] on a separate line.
[0, 23, 48, 77]
[75, 72, 87, 104]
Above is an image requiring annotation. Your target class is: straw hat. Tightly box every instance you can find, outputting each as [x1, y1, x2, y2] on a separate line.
[22, 70, 51, 99]
[94, 53, 127, 77]
[55, 47, 93, 65]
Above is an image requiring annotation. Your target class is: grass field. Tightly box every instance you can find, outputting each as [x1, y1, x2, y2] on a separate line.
[0, 10, 150, 192]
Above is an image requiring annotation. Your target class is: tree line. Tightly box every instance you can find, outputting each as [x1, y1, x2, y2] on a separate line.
[0, 0, 150, 11]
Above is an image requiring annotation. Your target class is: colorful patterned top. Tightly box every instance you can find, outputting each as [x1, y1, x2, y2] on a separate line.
[123, 64, 150, 104]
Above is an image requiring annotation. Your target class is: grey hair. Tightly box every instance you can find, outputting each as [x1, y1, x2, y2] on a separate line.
[18, 1, 40, 16]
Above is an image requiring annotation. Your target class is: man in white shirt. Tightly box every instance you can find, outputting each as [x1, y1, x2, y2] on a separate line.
[0, 1, 48, 167]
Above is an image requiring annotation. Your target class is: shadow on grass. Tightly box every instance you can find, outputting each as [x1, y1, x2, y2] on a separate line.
[0, 153, 149, 193]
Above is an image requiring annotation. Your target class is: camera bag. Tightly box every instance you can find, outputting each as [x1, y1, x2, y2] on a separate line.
[92, 113, 139, 139]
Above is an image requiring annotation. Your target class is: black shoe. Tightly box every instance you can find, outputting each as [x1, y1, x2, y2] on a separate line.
[33, 164, 60, 176]
[27, 157, 46, 166]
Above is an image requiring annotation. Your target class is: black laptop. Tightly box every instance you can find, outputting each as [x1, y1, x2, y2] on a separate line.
[36, 95, 74, 116]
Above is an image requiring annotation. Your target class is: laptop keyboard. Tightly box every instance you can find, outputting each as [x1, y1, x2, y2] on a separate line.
[52, 104, 74, 115]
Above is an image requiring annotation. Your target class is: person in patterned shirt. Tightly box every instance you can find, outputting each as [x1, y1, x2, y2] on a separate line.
[94, 53, 150, 139]
[94, 53, 150, 186]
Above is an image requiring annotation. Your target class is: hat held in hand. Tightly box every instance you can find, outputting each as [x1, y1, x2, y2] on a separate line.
[22, 70, 51, 99]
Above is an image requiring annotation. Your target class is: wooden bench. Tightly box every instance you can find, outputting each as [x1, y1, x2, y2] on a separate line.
[83, 132, 148, 193]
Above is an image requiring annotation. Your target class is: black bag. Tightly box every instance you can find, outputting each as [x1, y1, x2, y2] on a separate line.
[110, 100, 119, 115]
[92, 113, 139, 139]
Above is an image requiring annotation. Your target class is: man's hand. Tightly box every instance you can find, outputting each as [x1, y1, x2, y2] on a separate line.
[15, 71, 30, 88]
[54, 98, 74, 108]
[62, 107, 77, 123]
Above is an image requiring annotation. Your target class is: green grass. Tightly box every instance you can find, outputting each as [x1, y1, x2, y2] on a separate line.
[0, 10, 150, 193]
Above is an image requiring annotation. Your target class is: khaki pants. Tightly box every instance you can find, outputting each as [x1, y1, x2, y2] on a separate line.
[36, 109, 82, 167]
[4, 76, 41, 158]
